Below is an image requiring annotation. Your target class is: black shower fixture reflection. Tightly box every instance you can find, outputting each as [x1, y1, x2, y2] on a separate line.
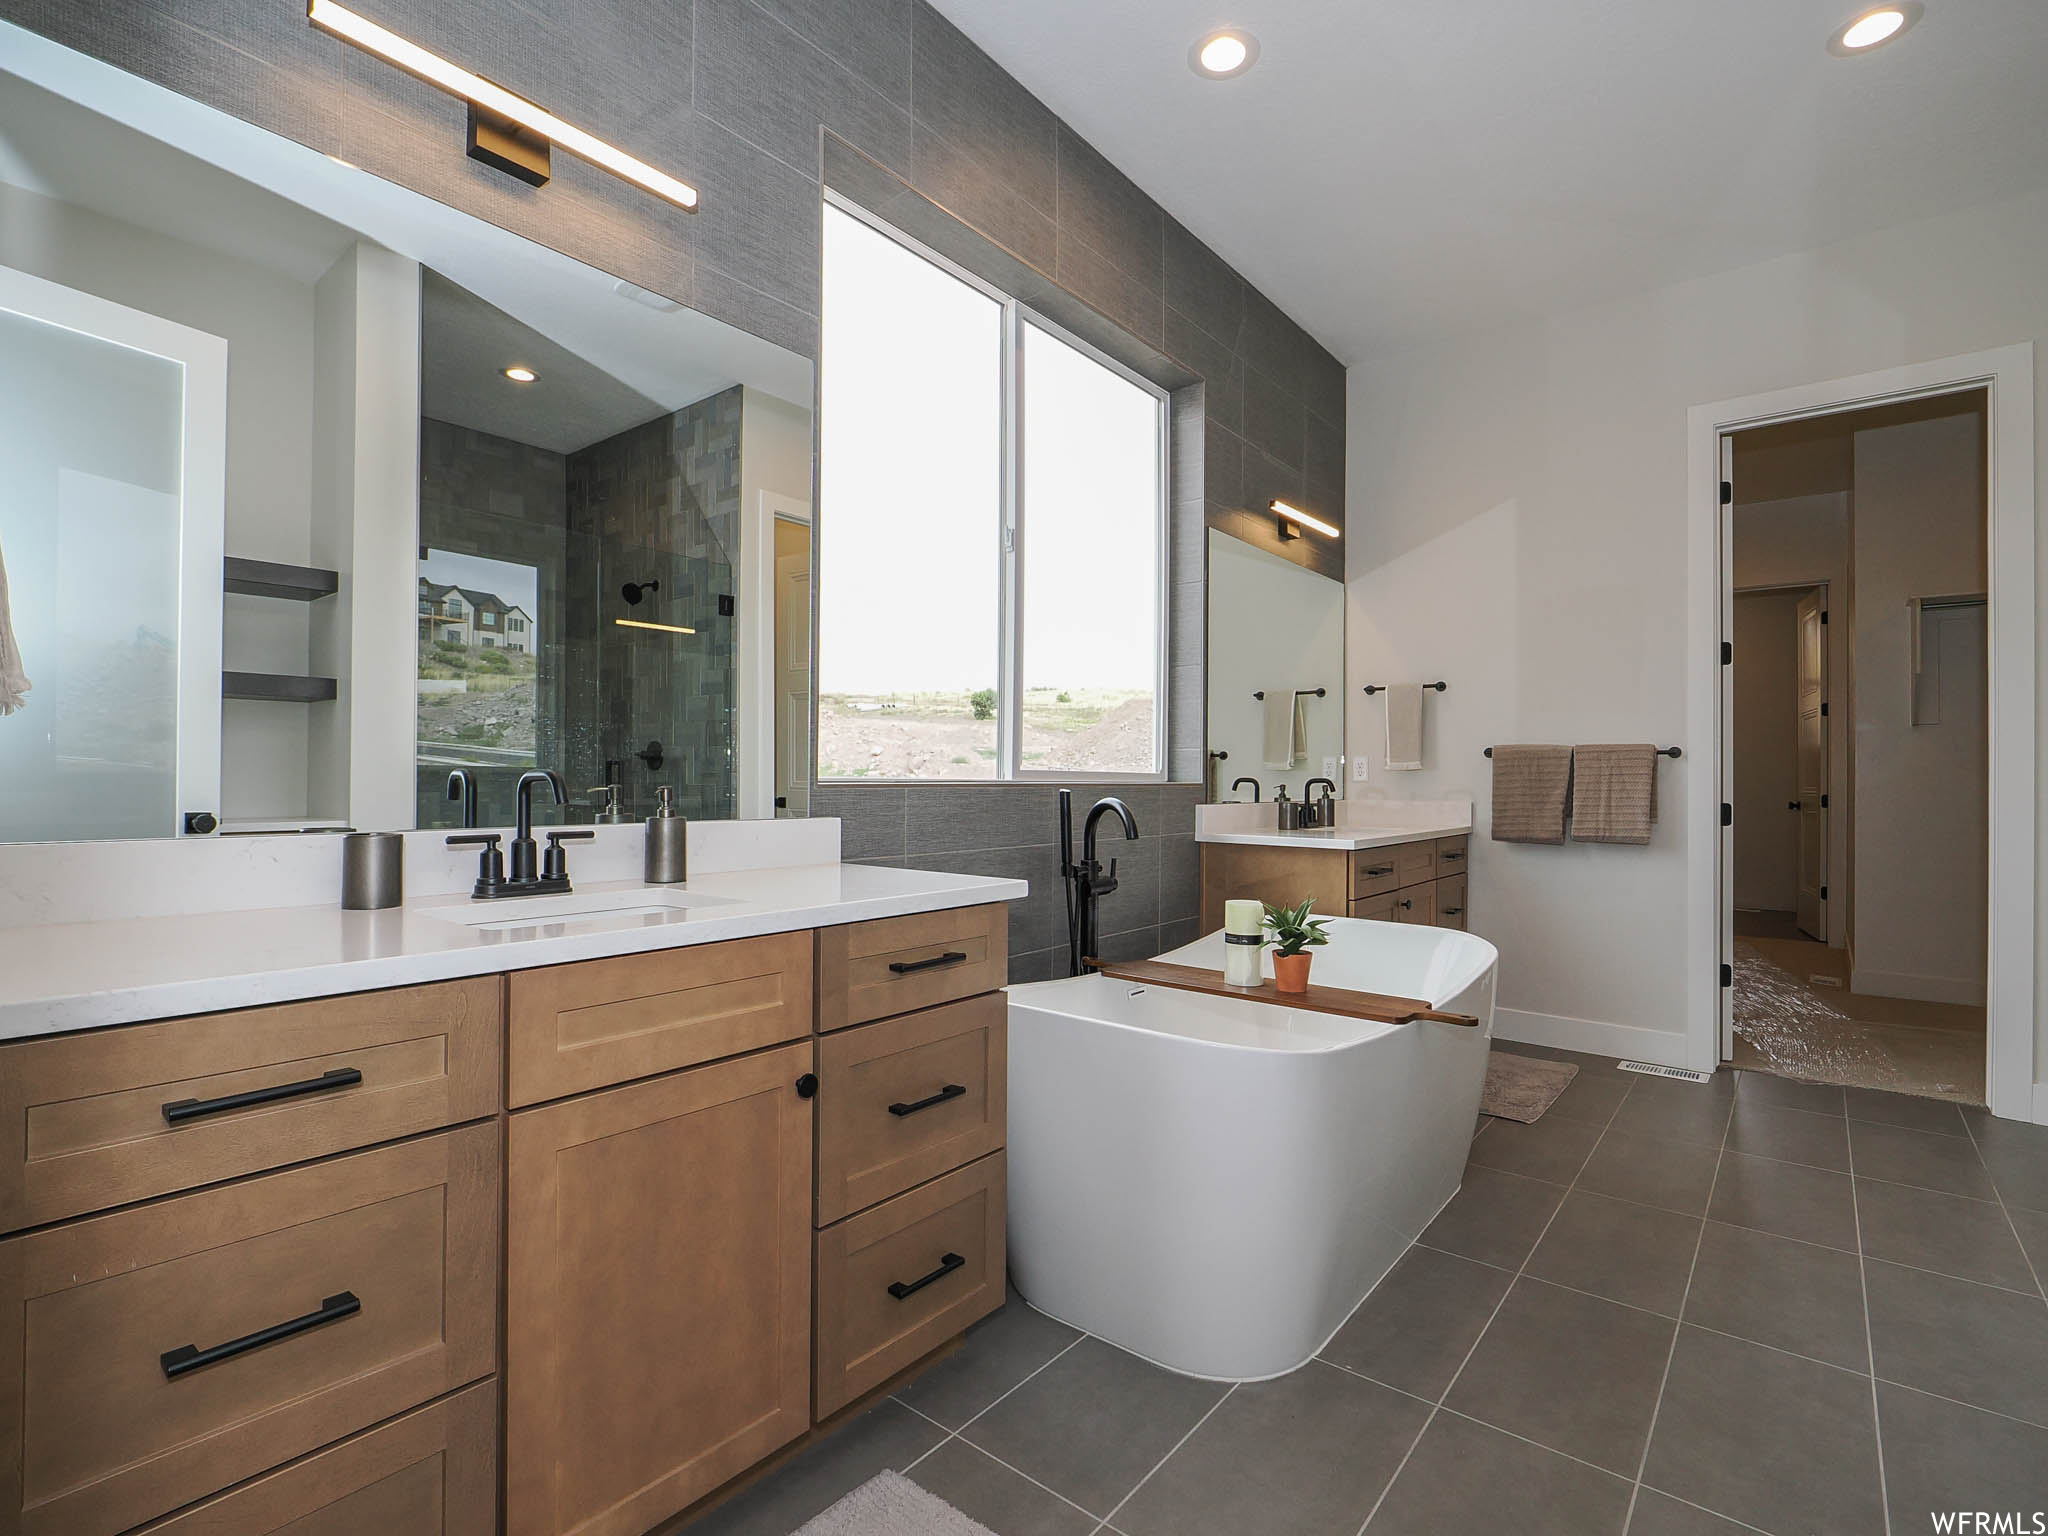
[620, 578, 660, 606]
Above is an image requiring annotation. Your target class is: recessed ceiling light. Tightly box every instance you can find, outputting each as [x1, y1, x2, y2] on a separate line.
[1189, 29, 1259, 79]
[1829, 3, 1922, 55]
[502, 366, 537, 383]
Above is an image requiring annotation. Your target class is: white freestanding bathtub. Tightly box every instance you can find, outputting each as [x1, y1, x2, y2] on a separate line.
[1005, 917, 1498, 1381]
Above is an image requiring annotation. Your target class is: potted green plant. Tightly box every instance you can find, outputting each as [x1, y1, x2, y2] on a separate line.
[1262, 897, 1331, 993]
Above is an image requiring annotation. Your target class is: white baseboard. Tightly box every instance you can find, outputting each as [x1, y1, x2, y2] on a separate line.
[2032, 1081, 2048, 1127]
[1848, 966, 1987, 1007]
[1492, 1007, 1690, 1070]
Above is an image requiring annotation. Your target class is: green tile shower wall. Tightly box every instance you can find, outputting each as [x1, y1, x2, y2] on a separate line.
[4, 0, 1350, 926]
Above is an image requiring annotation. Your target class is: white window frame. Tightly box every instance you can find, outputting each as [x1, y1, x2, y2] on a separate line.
[820, 191, 1171, 785]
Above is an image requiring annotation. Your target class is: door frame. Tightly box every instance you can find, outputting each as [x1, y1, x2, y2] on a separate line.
[1685, 344, 2036, 1120]
[737, 491, 812, 819]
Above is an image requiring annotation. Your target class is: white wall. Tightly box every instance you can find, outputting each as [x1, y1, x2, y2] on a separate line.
[0, 180, 317, 821]
[1208, 530, 1345, 796]
[1851, 412, 1988, 1003]
[736, 386, 815, 817]
[1345, 184, 2047, 1085]
[1733, 494, 1851, 942]
[1732, 590, 1801, 913]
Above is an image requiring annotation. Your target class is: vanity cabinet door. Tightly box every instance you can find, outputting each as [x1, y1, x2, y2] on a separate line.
[1350, 892, 1399, 922]
[1434, 835, 1470, 872]
[505, 1042, 813, 1536]
[817, 905, 1007, 1032]
[1392, 885, 1436, 925]
[1435, 875, 1469, 931]
[1394, 839, 1438, 887]
[507, 931, 811, 1106]
[1351, 852, 1402, 899]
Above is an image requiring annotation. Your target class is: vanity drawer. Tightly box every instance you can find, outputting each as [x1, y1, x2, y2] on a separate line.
[816, 994, 1006, 1225]
[0, 1124, 498, 1536]
[131, 1381, 496, 1536]
[1350, 892, 1399, 922]
[0, 978, 502, 1233]
[1435, 875, 1469, 931]
[507, 930, 812, 1106]
[816, 905, 1008, 1033]
[1392, 885, 1437, 925]
[813, 1152, 1005, 1419]
[1434, 835, 1470, 871]
[1394, 839, 1438, 886]
[1351, 851, 1402, 899]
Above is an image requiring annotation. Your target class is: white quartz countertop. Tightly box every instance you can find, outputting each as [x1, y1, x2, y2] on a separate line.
[1193, 822, 1471, 851]
[0, 862, 1027, 1042]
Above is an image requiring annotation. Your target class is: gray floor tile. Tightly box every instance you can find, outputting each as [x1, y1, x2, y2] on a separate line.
[1421, 1166, 1568, 1270]
[1365, 1409, 1632, 1535]
[959, 1336, 1228, 1516]
[1543, 1071, 1633, 1128]
[1972, 1127, 2048, 1215]
[1525, 1190, 1702, 1316]
[905, 1438, 1098, 1536]
[1578, 1131, 1722, 1217]
[2007, 1205, 2048, 1284]
[896, 1288, 1082, 1430]
[1734, 1070, 1845, 1116]
[1865, 1259, 2048, 1426]
[681, 1399, 945, 1535]
[1855, 1178, 2038, 1291]
[1725, 1102, 1850, 1171]
[1877, 1382, 2048, 1529]
[1444, 1276, 1675, 1475]
[1625, 1489, 1759, 1534]
[1466, 1111, 1605, 1184]
[1115, 1363, 1429, 1536]
[1683, 1221, 1870, 1371]
[1845, 1086, 1969, 1137]
[1642, 1326, 1884, 1536]
[1851, 1119, 1998, 1200]
[1606, 1078, 1734, 1149]
[1321, 1245, 1513, 1400]
[1708, 1150, 1860, 1251]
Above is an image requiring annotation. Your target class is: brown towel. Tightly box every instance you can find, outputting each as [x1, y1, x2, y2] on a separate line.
[1570, 744, 1659, 845]
[1489, 745, 1573, 844]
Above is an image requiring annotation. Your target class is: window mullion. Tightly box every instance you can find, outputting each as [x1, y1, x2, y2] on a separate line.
[997, 299, 1023, 780]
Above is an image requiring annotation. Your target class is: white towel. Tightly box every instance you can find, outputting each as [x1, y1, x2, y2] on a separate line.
[1261, 690, 1304, 770]
[1384, 684, 1423, 770]
[0, 536, 29, 717]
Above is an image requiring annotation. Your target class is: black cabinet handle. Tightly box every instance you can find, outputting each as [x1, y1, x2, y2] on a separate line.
[161, 1290, 360, 1379]
[1364, 865, 1394, 878]
[1439, 850, 1465, 862]
[163, 1067, 362, 1125]
[888, 1252, 966, 1300]
[889, 1084, 967, 1117]
[889, 951, 967, 975]
[1442, 906, 1464, 916]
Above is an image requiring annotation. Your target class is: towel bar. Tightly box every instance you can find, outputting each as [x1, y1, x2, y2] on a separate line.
[1484, 746, 1682, 758]
[1362, 682, 1446, 695]
[1252, 688, 1326, 700]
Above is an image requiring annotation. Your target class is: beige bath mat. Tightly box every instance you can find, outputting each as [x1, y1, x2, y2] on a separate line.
[792, 1471, 998, 1536]
[1482, 1053, 1579, 1122]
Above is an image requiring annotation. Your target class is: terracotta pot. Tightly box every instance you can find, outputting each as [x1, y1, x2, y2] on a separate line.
[1272, 951, 1313, 993]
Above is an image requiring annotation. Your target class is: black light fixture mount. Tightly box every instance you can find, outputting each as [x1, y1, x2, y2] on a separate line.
[620, 579, 660, 607]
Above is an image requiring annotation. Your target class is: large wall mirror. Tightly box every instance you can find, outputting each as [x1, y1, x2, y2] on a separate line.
[0, 37, 812, 843]
[1205, 529, 1345, 803]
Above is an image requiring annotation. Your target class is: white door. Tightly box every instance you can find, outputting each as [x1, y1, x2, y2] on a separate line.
[0, 265, 226, 842]
[774, 550, 811, 816]
[1795, 589, 1829, 940]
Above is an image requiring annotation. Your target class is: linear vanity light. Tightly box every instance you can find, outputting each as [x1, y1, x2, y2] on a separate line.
[1270, 500, 1340, 540]
[613, 618, 697, 636]
[307, 0, 699, 210]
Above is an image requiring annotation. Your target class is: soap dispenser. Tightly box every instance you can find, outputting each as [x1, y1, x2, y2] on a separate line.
[644, 786, 687, 883]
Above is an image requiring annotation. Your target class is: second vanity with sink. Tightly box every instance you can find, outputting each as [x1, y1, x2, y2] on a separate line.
[1196, 798, 1474, 933]
[0, 820, 1021, 1536]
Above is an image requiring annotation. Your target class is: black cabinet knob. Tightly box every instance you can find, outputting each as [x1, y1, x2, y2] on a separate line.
[795, 1073, 819, 1099]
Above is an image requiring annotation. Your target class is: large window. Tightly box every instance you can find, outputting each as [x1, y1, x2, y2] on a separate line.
[818, 200, 1166, 781]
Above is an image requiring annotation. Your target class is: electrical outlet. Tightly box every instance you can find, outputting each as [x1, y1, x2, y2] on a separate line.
[1322, 756, 1338, 780]
[1353, 756, 1370, 781]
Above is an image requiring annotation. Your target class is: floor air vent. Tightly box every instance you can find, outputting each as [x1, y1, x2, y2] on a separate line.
[1618, 1061, 1714, 1083]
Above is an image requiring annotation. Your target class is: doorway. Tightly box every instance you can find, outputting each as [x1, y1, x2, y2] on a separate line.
[1724, 392, 1989, 1102]
[773, 514, 812, 816]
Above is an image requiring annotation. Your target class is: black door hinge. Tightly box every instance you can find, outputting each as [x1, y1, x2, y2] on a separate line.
[1820, 885, 1829, 901]
[1720, 963, 1733, 989]
[1821, 610, 1829, 625]
[1720, 480, 1733, 506]
[1820, 793, 1828, 809]
[1721, 803, 1732, 827]
[1820, 702, 1829, 717]
[1721, 641, 1732, 665]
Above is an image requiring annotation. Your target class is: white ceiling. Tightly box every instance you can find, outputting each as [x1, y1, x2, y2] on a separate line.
[930, 0, 2048, 362]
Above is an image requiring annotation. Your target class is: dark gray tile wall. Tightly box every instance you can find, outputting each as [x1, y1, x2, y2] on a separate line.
[8, 0, 1351, 934]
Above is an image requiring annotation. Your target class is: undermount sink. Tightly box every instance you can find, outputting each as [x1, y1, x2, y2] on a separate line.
[419, 887, 738, 932]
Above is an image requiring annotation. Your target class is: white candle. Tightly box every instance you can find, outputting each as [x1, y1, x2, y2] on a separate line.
[1223, 899, 1265, 986]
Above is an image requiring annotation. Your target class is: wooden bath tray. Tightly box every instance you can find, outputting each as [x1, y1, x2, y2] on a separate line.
[1084, 959, 1479, 1028]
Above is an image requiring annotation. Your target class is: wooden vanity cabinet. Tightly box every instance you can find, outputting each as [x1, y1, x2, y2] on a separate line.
[1202, 837, 1471, 932]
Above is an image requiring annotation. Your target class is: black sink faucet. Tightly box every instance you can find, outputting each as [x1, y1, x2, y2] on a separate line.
[511, 770, 567, 883]
[445, 768, 478, 829]
[1230, 776, 1262, 801]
